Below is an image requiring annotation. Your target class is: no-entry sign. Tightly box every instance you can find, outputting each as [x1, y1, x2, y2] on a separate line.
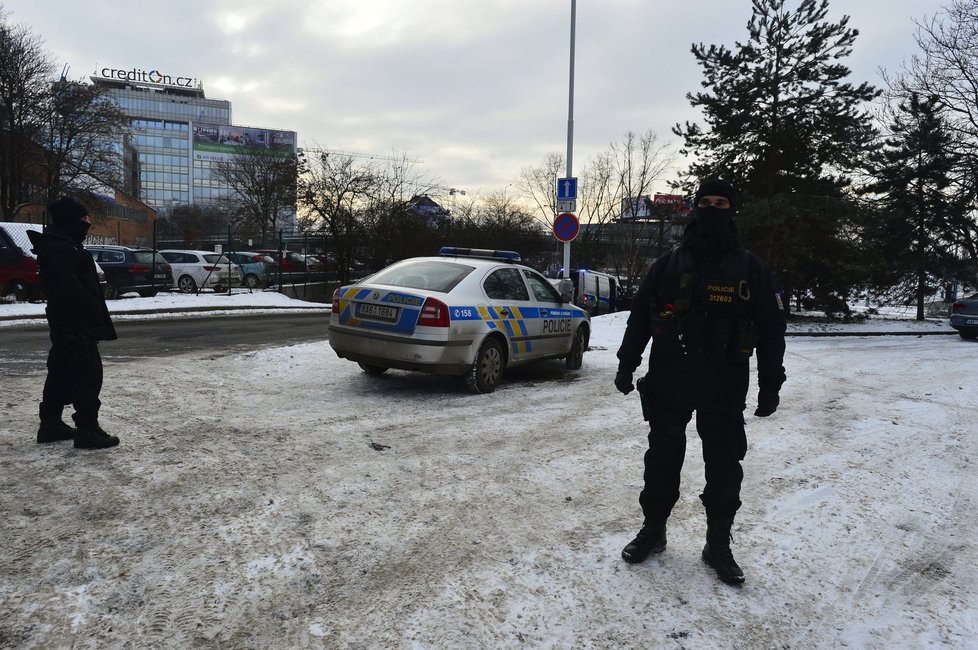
[553, 212, 580, 242]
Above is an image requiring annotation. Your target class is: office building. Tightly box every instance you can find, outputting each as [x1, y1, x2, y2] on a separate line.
[90, 65, 297, 225]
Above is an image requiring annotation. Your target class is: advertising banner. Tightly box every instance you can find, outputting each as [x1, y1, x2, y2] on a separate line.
[653, 193, 692, 220]
[192, 123, 296, 162]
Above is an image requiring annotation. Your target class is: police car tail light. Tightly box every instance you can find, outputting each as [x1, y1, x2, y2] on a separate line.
[331, 288, 341, 314]
[417, 297, 450, 327]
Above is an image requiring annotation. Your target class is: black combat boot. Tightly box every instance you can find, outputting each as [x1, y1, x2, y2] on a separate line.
[74, 425, 120, 450]
[621, 520, 667, 563]
[37, 419, 76, 443]
[702, 515, 744, 585]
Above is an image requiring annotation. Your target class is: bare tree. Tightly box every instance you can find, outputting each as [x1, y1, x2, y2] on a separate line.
[895, 0, 978, 284]
[298, 151, 378, 283]
[360, 150, 441, 266]
[159, 204, 228, 247]
[0, 11, 51, 217]
[212, 149, 298, 246]
[605, 130, 672, 281]
[518, 152, 564, 228]
[32, 76, 131, 202]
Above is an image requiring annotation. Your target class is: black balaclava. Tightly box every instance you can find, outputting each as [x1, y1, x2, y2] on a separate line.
[693, 178, 739, 237]
[48, 196, 91, 244]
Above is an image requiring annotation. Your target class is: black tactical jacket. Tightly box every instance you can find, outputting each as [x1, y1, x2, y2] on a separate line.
[27, 227, 117, 340]
[617, 222, 785, 411]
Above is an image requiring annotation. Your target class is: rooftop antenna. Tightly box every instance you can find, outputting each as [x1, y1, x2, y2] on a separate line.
[59, 64, 70, 82]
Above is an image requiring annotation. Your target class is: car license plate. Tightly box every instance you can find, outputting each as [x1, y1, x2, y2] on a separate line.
[356, 302, 398, 322]
[154, 273, 168, 280]
[967, 318, 978, 325]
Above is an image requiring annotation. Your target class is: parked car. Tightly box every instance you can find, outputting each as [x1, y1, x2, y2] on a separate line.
[328, 247, 591, 393]
[86, 245, 174, 299]
[159, 249, 241, 293]
[254, 249, 322, 273]
[4, 223, 109, 299]
[226, 251, 274, 288]
[0, 223, 43, 301]
[950, 293, 978, 340]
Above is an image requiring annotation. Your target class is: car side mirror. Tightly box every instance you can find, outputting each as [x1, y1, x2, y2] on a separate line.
[557, 279, 574, 303]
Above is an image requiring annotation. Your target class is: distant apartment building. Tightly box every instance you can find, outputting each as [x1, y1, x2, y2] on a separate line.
[90, 65, 297, 228]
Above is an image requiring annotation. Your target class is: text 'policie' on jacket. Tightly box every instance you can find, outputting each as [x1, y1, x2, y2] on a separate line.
[27, 226, 117, 341]
[616, 220, 786, 412]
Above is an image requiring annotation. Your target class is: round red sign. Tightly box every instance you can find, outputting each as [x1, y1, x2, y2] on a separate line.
[553, 212, 580, 242]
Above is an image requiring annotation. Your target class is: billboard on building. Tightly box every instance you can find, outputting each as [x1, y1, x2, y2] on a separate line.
[652, 193, 692, 222]
[192, 123, 296, 162]
[620, 195, 652, 220]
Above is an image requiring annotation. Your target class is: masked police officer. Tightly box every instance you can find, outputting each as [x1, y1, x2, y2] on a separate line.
[614, 178, 785, 585]
[29, 196, 120, 449]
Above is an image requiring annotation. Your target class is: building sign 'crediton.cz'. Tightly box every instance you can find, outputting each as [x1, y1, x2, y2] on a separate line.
[98, 67, 198, 89]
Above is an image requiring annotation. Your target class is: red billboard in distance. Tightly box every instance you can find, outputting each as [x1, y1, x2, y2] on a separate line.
[652, 193, 691, 220]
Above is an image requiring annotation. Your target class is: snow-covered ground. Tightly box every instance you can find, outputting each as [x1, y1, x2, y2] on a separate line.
[0, 289, 325, 324]
[0, 303, 975, 648]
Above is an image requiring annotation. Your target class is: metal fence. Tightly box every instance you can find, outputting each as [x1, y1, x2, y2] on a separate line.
[2, 212, 335, 303]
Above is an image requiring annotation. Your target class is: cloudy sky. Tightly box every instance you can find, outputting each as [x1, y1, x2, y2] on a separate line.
[4, 0, 946, 197]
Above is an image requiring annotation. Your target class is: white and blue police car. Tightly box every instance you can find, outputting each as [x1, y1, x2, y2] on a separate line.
[328, 247, 591, 393]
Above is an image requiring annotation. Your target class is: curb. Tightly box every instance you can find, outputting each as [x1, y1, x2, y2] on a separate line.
[0, 304, 328, 322]
[786, 330, 957, 337]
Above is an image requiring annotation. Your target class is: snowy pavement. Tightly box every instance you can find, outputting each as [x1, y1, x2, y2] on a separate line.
[0, 289, 325, 324]
[0, 305, 975, 648]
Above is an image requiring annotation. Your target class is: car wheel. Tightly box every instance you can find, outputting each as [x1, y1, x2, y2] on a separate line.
[358, 362, 389, 375]
[104, 279, 120, 300]
[466, 337, 504, 394]
[960, 328, 978, 340]
[565, 325, 588, 369]
[8, 280, 29, 302]
[137, 290, 158, 298]
[178, 275, 197, 293]
[244, 273, 261, 288]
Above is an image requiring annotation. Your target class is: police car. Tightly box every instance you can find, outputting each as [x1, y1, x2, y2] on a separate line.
[328, 247, 591, 393]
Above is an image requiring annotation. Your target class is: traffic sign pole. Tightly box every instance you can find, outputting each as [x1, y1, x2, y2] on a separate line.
[564, 0, 576, 277]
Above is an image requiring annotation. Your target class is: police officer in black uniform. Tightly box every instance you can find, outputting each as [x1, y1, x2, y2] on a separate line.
[614, 178, 785, 584]
[28, 196, 120, 449]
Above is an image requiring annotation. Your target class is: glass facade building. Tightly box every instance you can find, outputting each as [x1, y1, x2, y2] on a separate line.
[91, 70, 296, 221]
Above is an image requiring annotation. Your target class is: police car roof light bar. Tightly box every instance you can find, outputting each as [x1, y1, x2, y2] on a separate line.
[438, 247, 521, 262]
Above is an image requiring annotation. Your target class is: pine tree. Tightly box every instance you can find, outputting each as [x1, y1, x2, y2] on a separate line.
[673, 0, 879, 312]
[862, 94, 964, 319]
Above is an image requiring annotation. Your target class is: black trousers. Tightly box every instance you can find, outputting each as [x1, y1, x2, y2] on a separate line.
[639, 401, 747, 523]
[39, 335, 103, 429]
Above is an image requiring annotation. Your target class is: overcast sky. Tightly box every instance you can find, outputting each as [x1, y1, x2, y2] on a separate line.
[3, 0, 947, 198]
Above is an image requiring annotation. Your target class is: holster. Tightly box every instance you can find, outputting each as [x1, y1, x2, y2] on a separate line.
[636, 375, 652, 421]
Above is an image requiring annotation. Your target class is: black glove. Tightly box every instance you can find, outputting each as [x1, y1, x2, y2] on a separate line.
[754, 390, 780, 417]
[614, 370, 634, 395]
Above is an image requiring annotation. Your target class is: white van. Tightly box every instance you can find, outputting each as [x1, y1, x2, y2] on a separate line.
[550, 268, 620, 316]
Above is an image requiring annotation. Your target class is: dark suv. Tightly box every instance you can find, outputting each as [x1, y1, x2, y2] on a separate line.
[85, 245, 174, 299]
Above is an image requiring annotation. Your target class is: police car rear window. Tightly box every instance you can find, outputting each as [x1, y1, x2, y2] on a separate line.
[369, 260, 473, 293]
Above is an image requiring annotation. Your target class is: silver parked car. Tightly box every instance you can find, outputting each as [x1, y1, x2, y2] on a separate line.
[328, 247, 591, 393]
[950, 292, 978, 340]
[159, 249, 241, 293]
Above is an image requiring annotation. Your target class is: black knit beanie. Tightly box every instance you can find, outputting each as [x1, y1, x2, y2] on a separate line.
[48, 196, 91, 243]
[694, 179, 739, 211]
[48, 196, 89, 228]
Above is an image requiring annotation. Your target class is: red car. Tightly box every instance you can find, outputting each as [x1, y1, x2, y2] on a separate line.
[254, 249, 324, 273]
[0, 223, 42, 301]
